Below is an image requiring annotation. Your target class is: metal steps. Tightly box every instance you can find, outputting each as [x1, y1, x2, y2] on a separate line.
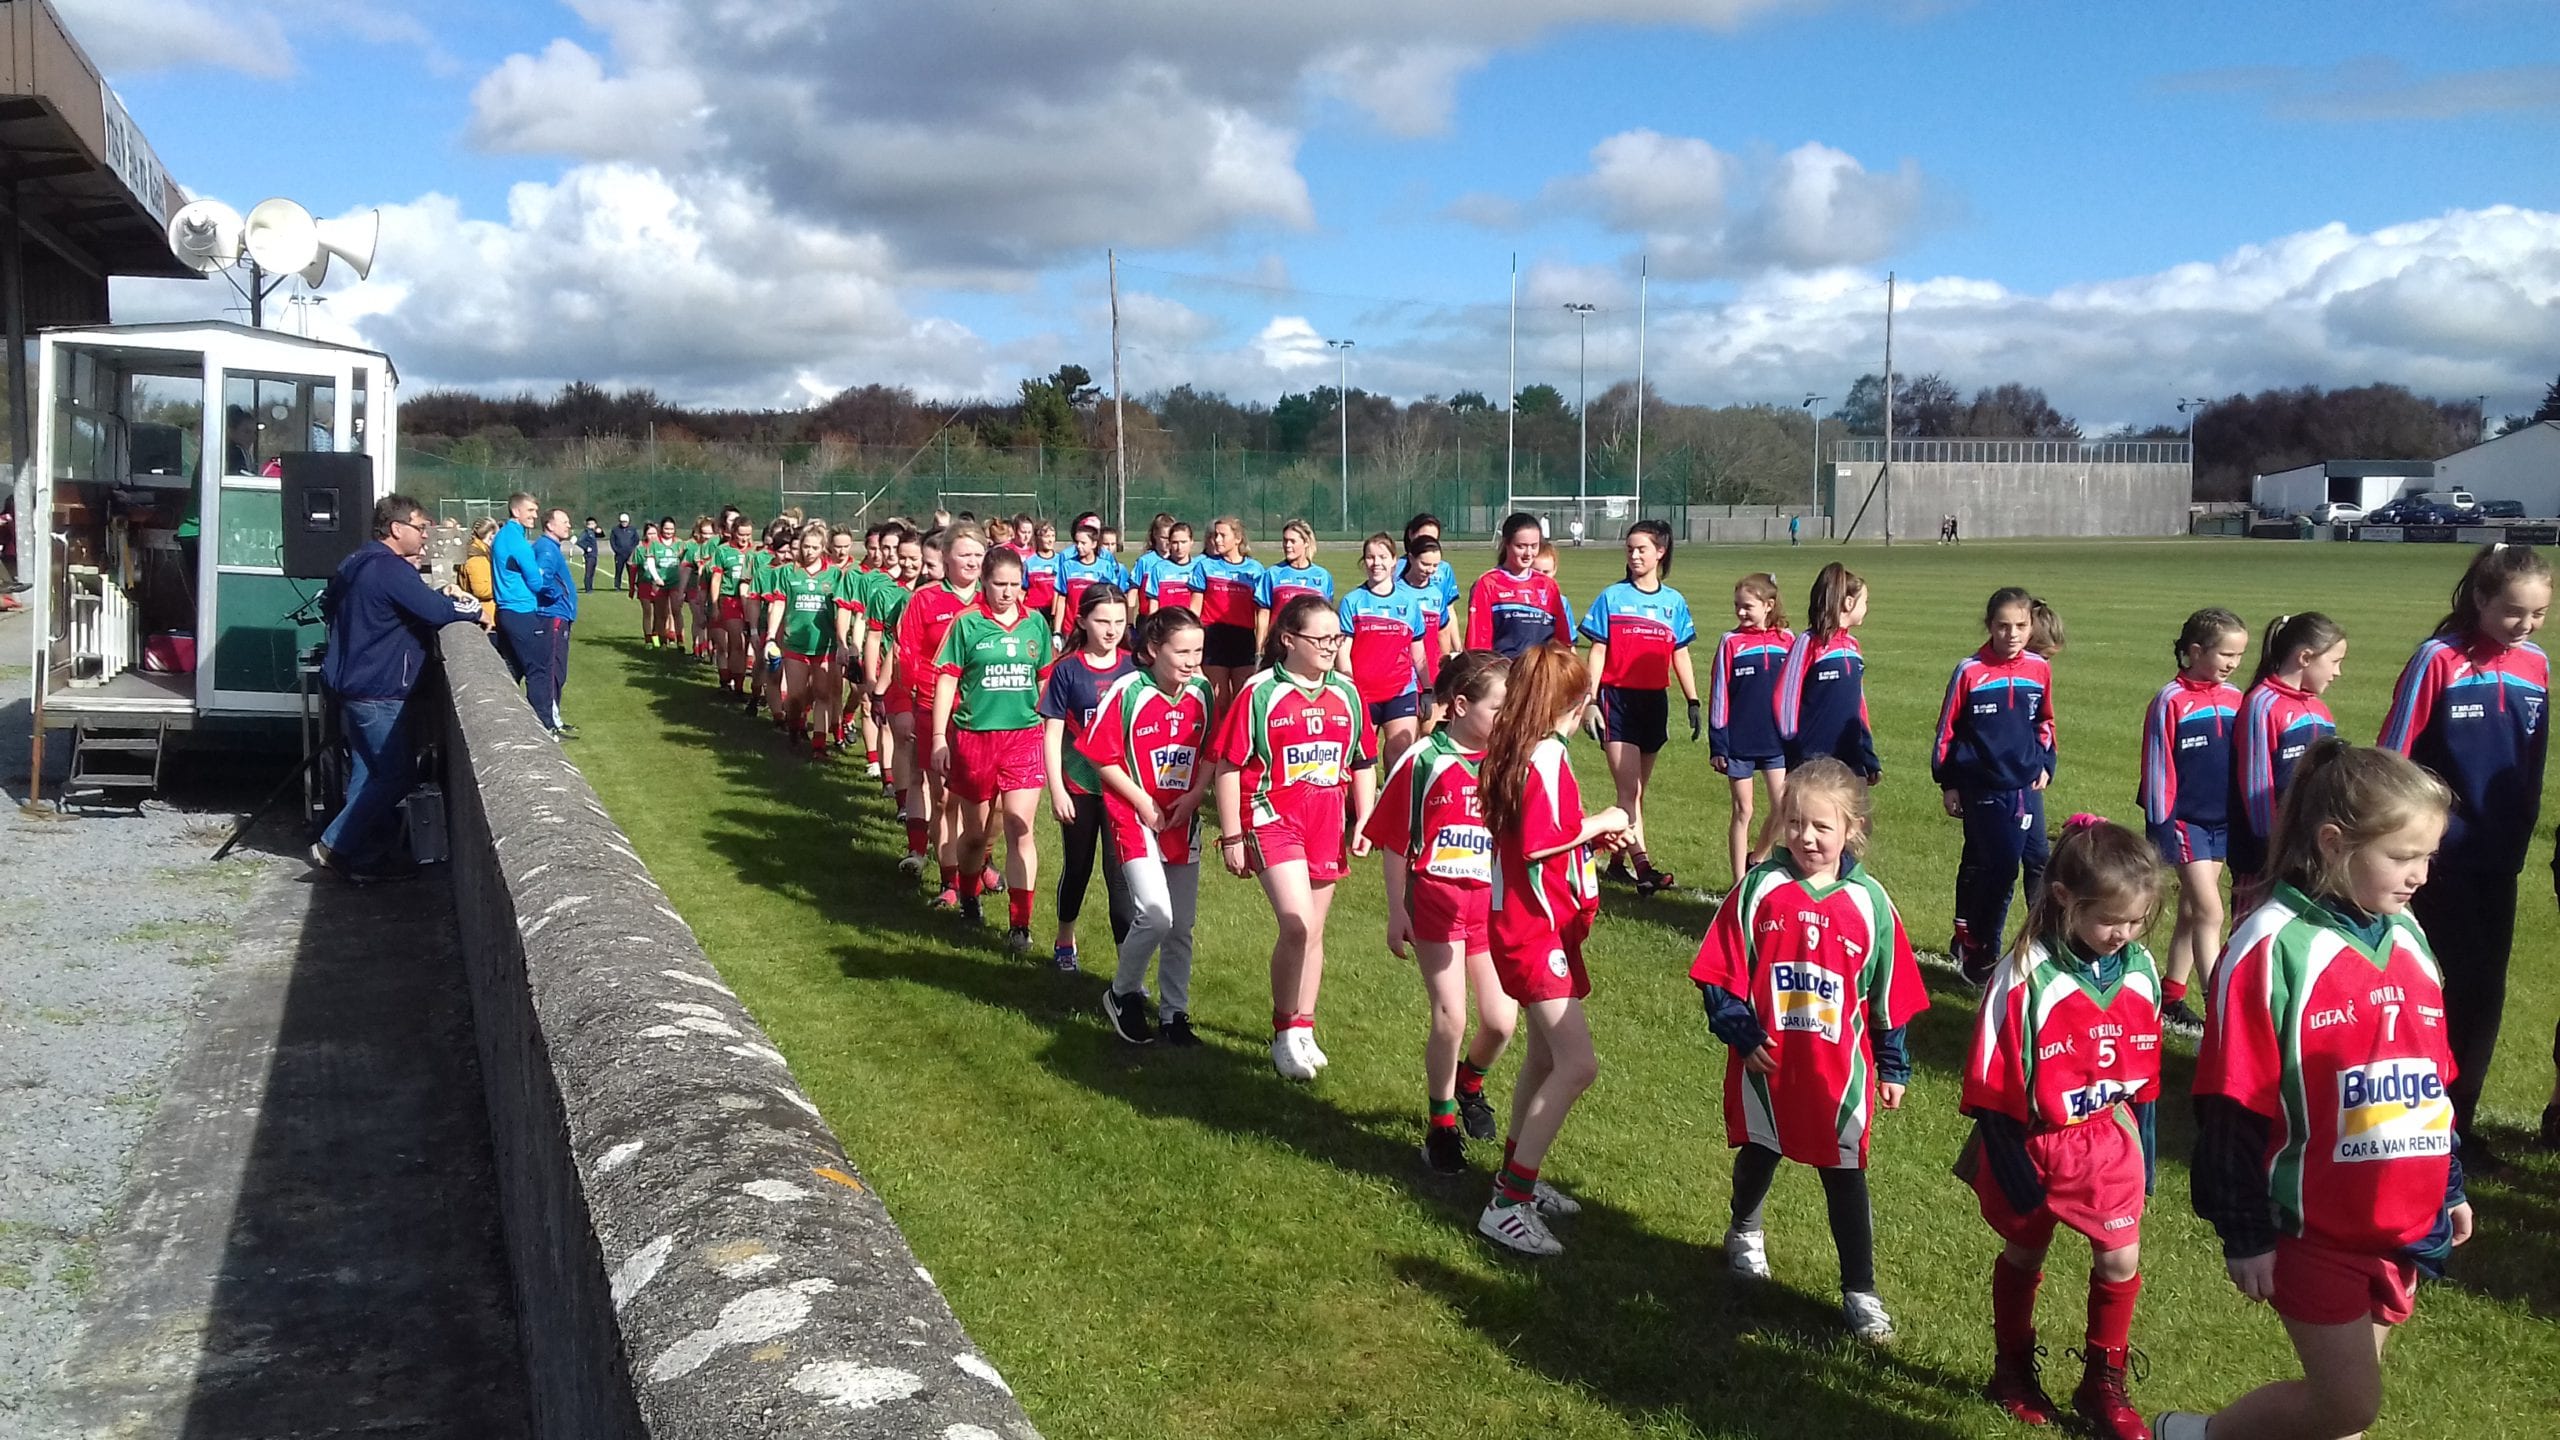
[63, 722, 168, 807]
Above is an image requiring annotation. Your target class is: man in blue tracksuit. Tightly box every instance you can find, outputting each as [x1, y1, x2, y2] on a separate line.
[1933, 631, 2058, 983]
[315, 493, 482, 881]
[534, 508, 581, 737]
[489, 491, 564, 731]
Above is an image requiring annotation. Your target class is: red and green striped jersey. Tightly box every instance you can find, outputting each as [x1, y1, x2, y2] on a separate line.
[1689, 855, 1928, 1168]
[1361, 731, 1489, 885]
[2197, 886, 2456, 1254]
[935, 607, 1055, 732]
[1080, 671, 1214, 864]
[1966, 936, 2162, 1132]
[1210, 667, 1372, 826]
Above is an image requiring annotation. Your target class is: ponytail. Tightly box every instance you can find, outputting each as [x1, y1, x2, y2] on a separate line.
[2251, 611, 2345, 687]
[1130, 604, 1200, 670]
[1986, 586, 2066, 656]
[1065, 582, 1129, 654]
[2436, 541, 2553, 639]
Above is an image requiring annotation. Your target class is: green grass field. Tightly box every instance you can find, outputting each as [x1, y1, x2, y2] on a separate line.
[563, 538, 2560, 1439]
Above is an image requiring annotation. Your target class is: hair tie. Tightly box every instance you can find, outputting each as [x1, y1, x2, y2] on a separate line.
[2064, 813, 2108, 833]
[2493, 541, 2510, 553]
[2272, 612, 2291, 628]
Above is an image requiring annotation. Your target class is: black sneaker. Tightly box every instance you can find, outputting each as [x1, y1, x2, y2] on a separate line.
[1103, 989, 1155, 1044]
[1457, 1089, 1498, 1142]
[958, 895, 984, 927]
[1158, 1012, 1201, 1047]
[1421, 1126, 1467, 1175]
[2541, 1104, 2560, 1152]
[2159, 998, 2205, 1036]
[2460, 1135, 2510, 1180]
[1958, 943, 1998, 987]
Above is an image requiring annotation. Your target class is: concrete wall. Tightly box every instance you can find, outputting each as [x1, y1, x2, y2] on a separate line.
[436, 626, 1042, 1440]
[1832, 460, 2188, 539]
[2436, 422, 2560, 518]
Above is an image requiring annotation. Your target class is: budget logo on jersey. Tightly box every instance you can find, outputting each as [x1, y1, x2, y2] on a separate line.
[2335, 1059, 2454, 1163]
[1280, 740, 1345, 787]
[1425, 823, 1493, 883]
[1149, 743, 1197, 791]
[1770, 961, 1844, 1042]
[2062, 1077, 2144, 1123]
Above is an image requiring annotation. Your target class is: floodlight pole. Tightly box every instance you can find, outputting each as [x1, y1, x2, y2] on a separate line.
[1328, 338, 1355, 530]
[1565, 302, 1595, 525]
[1804, 393, 1828, 518]
[2177, 396, 2208, 497]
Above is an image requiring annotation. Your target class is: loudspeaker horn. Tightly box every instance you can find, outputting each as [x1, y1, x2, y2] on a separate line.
[166, 198, 244, 273]
[315, 209, 379, 281]
[243, 198, 320, 276]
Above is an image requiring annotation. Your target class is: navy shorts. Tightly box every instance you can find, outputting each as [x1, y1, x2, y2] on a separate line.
[1368, 692, 1420, 726]
[2149, 819, 2228, 865]
[1719, 753, 1785, 779]
[1203, 622, 1257, 669]
[1597, 685, 1669, 753]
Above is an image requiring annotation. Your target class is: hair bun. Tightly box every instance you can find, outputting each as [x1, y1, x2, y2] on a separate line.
[2064, 813, 2109, 833]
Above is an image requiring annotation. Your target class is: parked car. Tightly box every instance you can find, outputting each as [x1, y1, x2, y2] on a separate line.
[2366, 499, 2444, 526]
[2310, 502, 2365, 525]
[2484, 499, 2526, 519]
[2413, 488, 2481, 520]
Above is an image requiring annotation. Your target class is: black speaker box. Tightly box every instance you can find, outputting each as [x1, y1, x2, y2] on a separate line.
[279, 452, 375, 579]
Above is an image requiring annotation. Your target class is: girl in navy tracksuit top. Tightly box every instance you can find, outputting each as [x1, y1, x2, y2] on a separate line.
[1934, 588, 2064, 983]
[2377, 542, 2553, 1157]
[1708, 571, 1793, 888]
[2137, 606, 2250, 1031]
[1777, 563, 1880, 782]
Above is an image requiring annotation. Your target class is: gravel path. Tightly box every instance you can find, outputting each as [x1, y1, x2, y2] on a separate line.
[0, 611, 276, 1434]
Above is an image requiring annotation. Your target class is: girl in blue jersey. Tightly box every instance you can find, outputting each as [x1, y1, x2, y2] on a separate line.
[1053, 519, 1123, 627]
[1777, 563, 1881, 783]
[1579, 519, 1700, 896]
[2377, 542, 2553, 1168]
[1337, 533, 1432, 772]
[1936, 588, 2067, 984]
[2140, 607, 2250, 1033]
[1709, 572, 1793, 891]
[1195, 516, 1265, 704]
[1256, 519, 1336, 646]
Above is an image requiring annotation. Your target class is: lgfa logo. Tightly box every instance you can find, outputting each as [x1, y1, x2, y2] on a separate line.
[2334, 1058, 2453, 1163]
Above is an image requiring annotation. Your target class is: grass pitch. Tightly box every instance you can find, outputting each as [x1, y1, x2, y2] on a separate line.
[564, 538, 2560, 1439]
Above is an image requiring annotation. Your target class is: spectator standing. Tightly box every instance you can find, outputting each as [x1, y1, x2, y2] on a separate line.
[610, 512, 639, 592]
[311, 493, 482, 883]
[535, 508, 581, 737]
[579, 516, 603, 591]
[489, 492, 561, 728]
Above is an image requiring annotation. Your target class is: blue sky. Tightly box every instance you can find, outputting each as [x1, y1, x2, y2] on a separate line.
[74, 0, 2560, 426]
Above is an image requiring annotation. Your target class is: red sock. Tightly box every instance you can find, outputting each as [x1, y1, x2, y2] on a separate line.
[938, 864, 955, 890]
[1502, 1137, 1517, 1172]
[1456, 1060, 1489, 1097]
[1992, 1254, 2043, 1352]
[905, 819, 929, 854]
[1273, 1010, 1313, 1035]
[1496, 1159, 1539, 1206]
[866, 748, 879, 766]
[2085, 1272, 2141, 1356]
[2163, 979, 2188, 1005]
[958, 868, 981, 902]
[1008, 889, 1034, 929]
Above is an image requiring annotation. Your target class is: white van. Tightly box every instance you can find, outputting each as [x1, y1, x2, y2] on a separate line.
[2412, 489, 2479, 516]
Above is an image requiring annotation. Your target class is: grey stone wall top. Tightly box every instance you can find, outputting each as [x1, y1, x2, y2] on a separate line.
[438, 626, 1042, 1439]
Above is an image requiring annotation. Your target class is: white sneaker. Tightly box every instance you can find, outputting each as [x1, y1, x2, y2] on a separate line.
[1723, 1226, 1770, 1280]
[1304, 1031, 1330, 1069]
[1842, 1289, 1895, 1344]
[1477, 1199, 1563, 1256]
[865, 761, 882, 779]
[1270, 1030, 1317, 1081]
[1532, 1179, 1582, 1218]
[2151, 1413, 2210, 1440]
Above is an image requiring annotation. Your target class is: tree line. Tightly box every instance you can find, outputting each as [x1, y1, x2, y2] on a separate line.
[403, 365, 2548, 507]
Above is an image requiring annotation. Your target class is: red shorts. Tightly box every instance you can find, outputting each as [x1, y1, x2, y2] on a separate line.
[1968, 1111, 2147, 1252]
[782, 648, 832, 668]
[1409, 876, 1490, 953]
[1490, 924, 1590, 1004]
[947, 725, 1045, 803]
[2273, 1236, 2418, 1327]
[1245, 785, 1349, 883]
[718, 596, 747, 624]
[634, 581, 658, 601]
[1105, 793, 1199, 867]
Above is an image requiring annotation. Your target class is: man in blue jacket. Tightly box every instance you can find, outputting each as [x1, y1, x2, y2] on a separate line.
[534, 508, 581, 738]
[489, 491, 565, 731]
[314, 493, 482, 882]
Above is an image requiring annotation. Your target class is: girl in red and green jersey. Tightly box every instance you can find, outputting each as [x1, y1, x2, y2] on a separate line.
[1961, 820, 2164, 1438]
[1039, 583, 1136, 973]
[761, 523, 840, 757]
[2166, 743, 2470, 1440]
[1212, 594, 1377, 1083]
[1473, 642, 1630, 1257]
[933, 546, 1056, 949]
[1689, 758, 1925, 1337]
[899, 527, 984, 901]
[1085, 608, 1215, 1048]
[708, 516, 758, 694]
[679, 517, 717, 658]
[866, 534, 931, 872]
[1363, 649, 1518, 1175]
[1336, 533, 1432, 773]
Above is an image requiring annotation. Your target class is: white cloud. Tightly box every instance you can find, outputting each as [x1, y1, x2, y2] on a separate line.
[466, 40, 706, 164]
[61, 0, 442, 77]
[2165, 57, 2560, 123]
[1520, 131, 1927, 277]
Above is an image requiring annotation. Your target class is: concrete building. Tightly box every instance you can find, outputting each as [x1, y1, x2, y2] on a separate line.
[2434, 421, 2560, 517]
[1830, 437, 2189, 540]
[2252, 459, 2433, 516]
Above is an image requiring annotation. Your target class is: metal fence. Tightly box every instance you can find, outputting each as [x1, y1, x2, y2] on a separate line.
[1831, 437, 2193, 466]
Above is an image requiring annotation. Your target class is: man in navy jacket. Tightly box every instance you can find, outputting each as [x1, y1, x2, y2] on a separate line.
[314, 493, 482, 881]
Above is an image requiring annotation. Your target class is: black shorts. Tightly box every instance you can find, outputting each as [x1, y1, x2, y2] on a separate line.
[1368, 692, 1420, 727]
[1598, 685, 1669, 753]
[1203, 621, 1258, 669]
